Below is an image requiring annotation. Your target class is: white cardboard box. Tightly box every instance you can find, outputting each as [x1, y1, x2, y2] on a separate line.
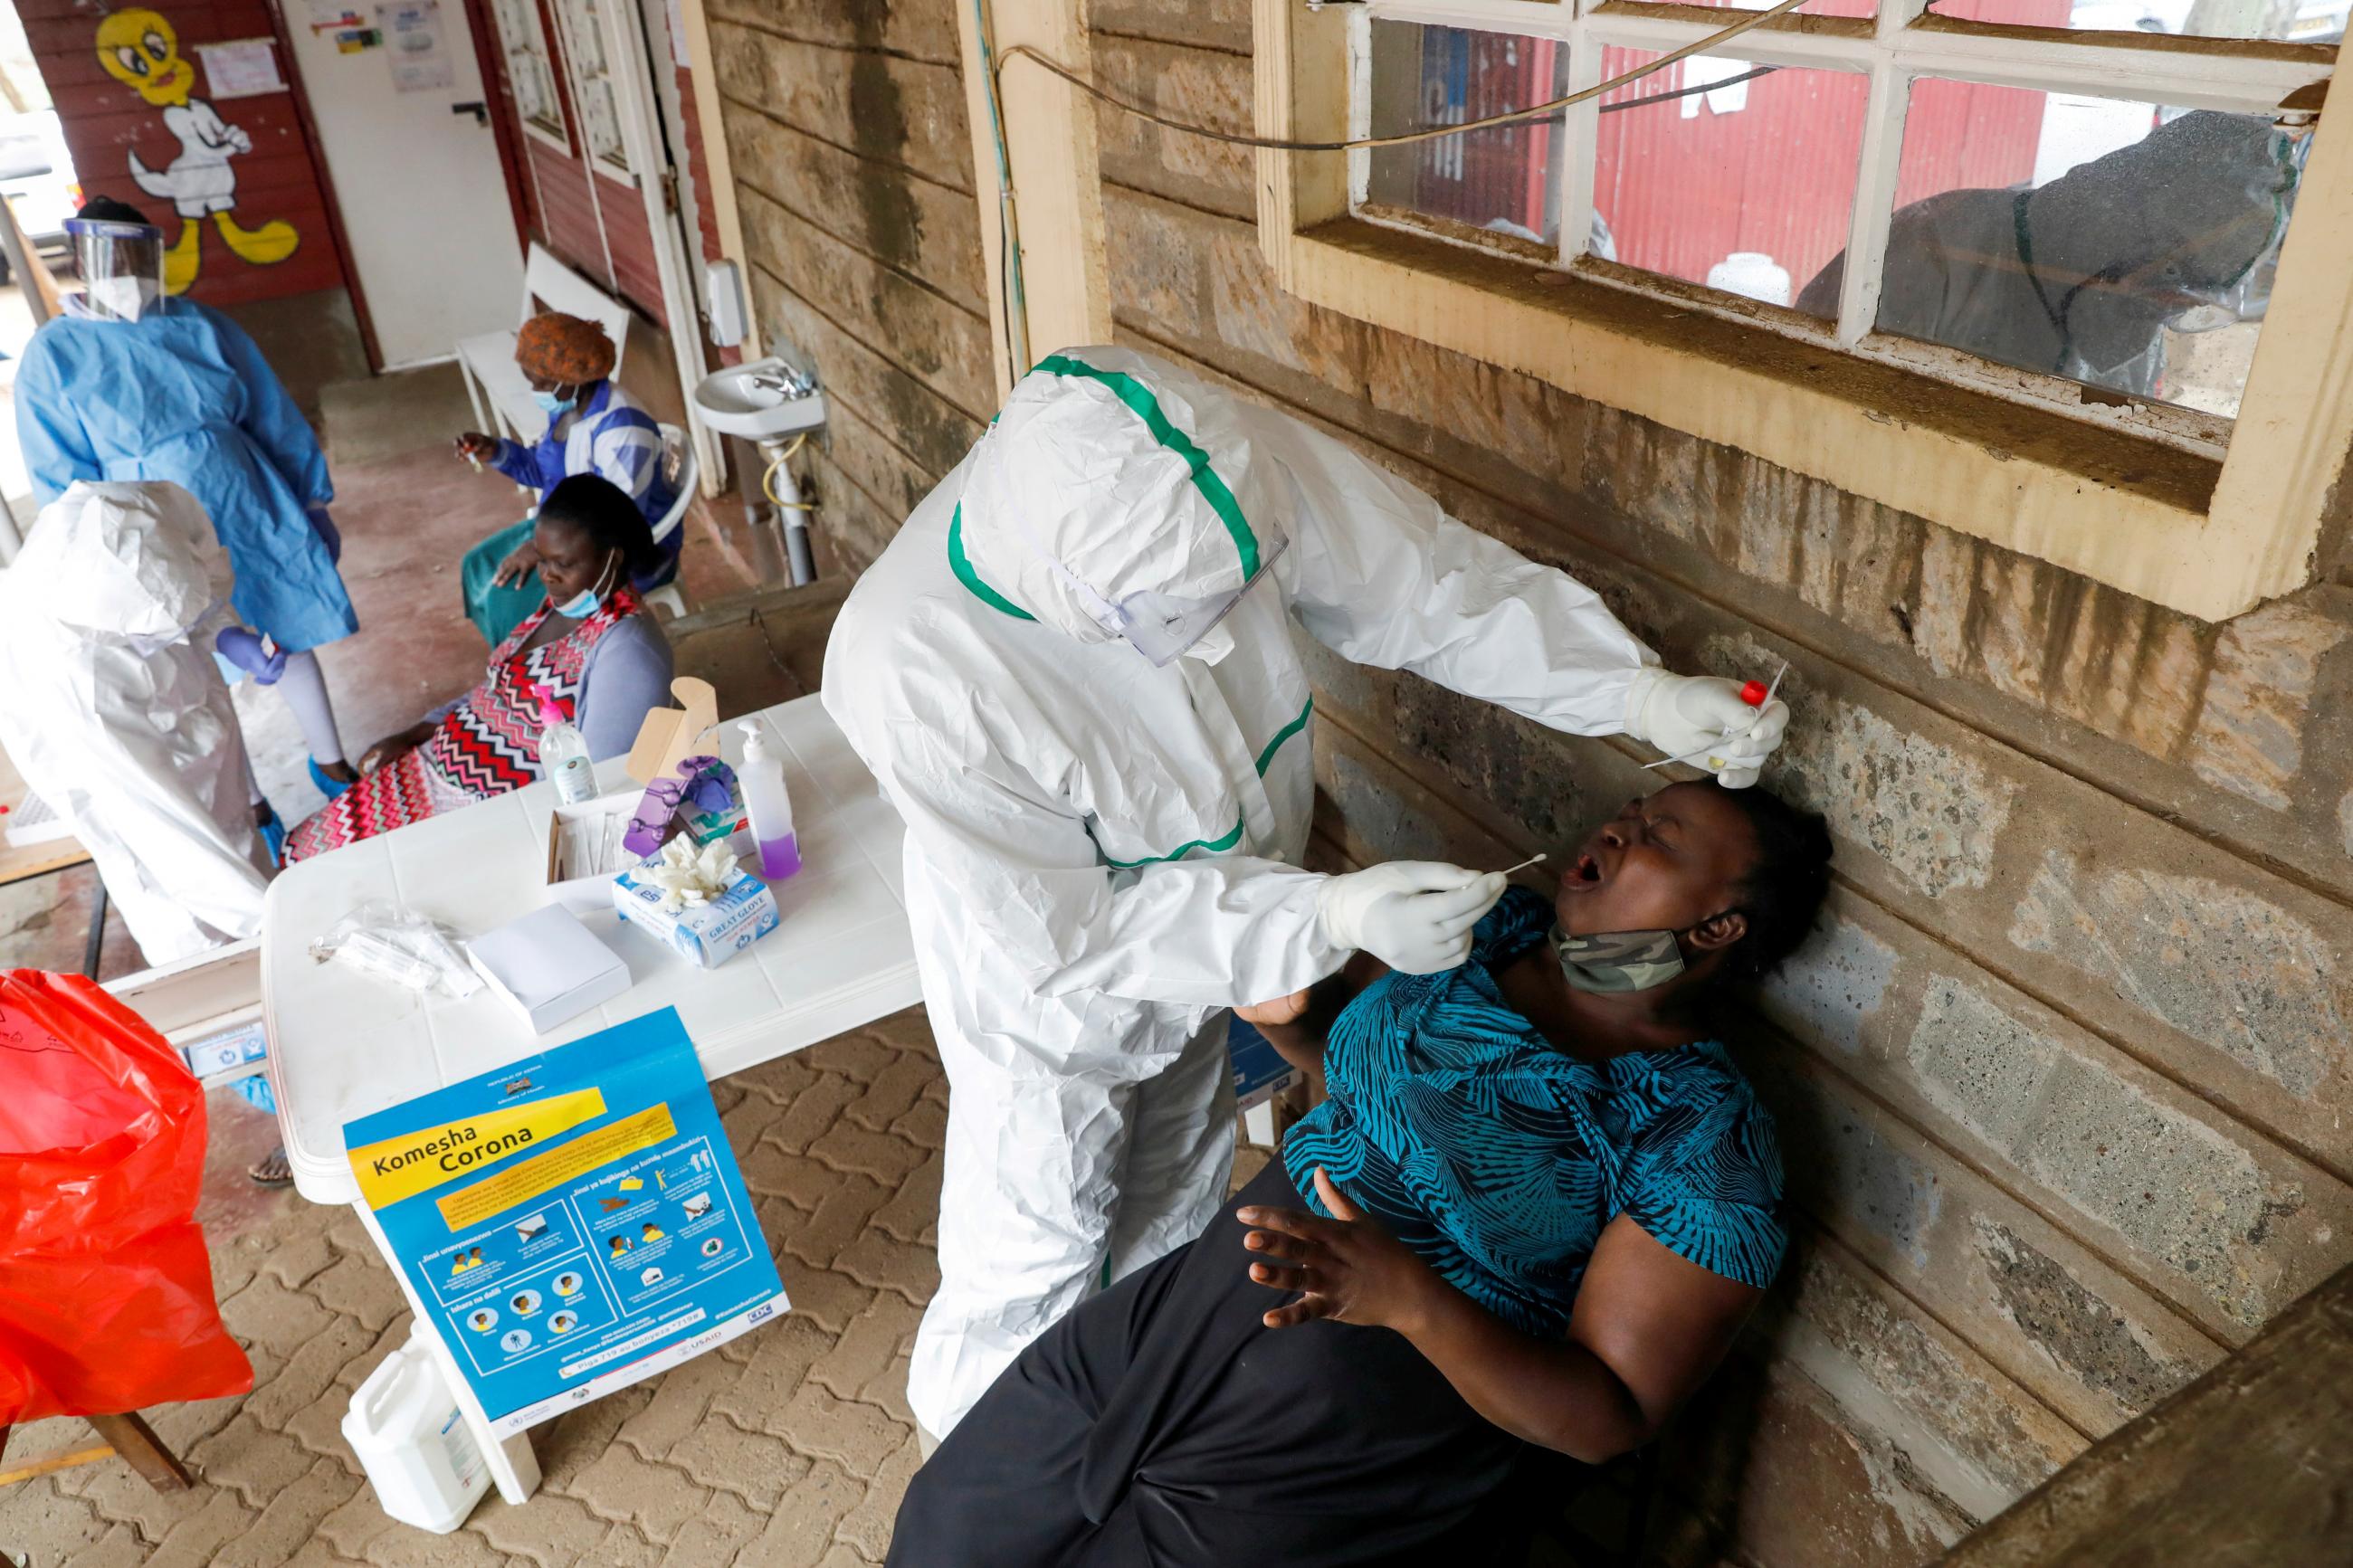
[542, 796, 642, 917]
[464, 905, 632, 1033]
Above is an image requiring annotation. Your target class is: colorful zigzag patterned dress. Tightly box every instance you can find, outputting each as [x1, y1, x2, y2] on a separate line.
[282, 588, 642, 862]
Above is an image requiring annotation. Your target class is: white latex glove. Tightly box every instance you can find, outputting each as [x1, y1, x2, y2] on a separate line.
[1624, 668, 1791, 789]
[1316, 862, 1508, 975]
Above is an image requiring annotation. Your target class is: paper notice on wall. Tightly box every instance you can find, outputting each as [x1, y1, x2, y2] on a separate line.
[379, 0, 455, 91]
[195, 38, 286, 99]
[309, 0, 367, 32]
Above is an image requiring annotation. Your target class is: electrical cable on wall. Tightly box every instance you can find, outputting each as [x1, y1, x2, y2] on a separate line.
[971, 0, 1032, 386]
[761, 432, 815, 512]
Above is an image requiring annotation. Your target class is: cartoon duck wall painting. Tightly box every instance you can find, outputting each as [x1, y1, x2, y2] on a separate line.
[94, 8, 299, 293]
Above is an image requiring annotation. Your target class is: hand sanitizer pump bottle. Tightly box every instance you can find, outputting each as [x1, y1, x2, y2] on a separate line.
[737, 720, 801, 881]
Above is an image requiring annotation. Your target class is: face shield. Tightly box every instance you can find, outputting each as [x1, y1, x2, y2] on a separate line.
[66, 216, 166, 322]
[1076, 534, 1289, 667]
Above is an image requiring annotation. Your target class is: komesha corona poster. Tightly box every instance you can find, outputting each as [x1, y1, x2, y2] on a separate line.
[344, 1008, 786, 1435]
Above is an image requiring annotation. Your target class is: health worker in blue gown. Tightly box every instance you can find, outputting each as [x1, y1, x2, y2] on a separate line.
[14, 196, 362, 811]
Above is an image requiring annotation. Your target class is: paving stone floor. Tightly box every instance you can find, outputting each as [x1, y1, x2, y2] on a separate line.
[3, 1008, 952, 1568]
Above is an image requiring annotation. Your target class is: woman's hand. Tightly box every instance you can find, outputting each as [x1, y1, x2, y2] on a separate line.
[454, 432, 500, 463]
[358, 723, 435, 776]
[1240, 1168, 1440, 1334]
[492, 537, 542, 587]
[1235, 989, 1311, 1028]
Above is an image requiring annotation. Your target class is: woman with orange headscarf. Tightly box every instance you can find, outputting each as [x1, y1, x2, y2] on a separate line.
[454, 311, 681, 646]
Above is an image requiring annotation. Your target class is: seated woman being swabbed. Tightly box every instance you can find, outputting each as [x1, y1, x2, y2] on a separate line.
[890, 779, 1833, 1566]
[281, 474, 674, 862]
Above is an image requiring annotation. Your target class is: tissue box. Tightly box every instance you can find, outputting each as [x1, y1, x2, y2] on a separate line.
[612, 861, 779, 969]
[466, 905, 633, 1033]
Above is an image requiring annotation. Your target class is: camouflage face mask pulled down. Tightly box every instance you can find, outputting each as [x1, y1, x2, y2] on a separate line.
[1548, 926, 1686, 995]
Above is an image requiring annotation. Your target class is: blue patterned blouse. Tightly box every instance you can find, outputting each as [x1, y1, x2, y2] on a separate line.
[1281, 887, 1786, 1336]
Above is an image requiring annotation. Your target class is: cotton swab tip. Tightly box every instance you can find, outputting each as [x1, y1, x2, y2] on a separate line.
[1498, 853, 1547, 876]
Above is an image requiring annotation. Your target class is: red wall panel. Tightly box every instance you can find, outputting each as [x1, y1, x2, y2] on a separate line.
[25, 0, 350, 308]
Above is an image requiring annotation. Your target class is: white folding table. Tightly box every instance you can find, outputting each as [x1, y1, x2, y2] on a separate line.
[260, 693, 919, 1503]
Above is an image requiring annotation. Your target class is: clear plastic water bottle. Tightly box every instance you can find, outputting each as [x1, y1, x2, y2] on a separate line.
[534, 683, 595, 805]
[737, 719, 801, 880]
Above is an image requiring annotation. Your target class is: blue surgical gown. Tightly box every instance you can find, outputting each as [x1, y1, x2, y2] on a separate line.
[14, 299, 357, 651]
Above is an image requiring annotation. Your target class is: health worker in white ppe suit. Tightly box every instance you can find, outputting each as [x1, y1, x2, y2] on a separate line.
[822, 347, 1789, 1440]
[0, 481, 272, 965]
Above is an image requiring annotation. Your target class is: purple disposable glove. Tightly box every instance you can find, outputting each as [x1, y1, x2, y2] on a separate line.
[214, 625, 288, 684]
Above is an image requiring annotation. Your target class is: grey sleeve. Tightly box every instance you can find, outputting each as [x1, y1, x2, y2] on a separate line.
[576, 614, 676, 760]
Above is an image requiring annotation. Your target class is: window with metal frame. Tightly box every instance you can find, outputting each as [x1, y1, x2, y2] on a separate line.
[1344, 1, 2331, 448]
[487, 0, 570, 148]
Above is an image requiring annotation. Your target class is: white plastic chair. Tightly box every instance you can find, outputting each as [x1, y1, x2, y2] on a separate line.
[456, 242, 637, 451]
[643, 423, 696, 622]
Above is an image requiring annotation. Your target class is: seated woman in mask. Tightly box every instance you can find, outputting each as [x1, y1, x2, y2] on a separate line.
[453, 311, 680, 647]
[891, 779, 1833, 1567]
[282, 475, 672, 861]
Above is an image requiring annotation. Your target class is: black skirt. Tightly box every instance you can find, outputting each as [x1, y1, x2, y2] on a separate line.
[887, 1161, 1533, 1567]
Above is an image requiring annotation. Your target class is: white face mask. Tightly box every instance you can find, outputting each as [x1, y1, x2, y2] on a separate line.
[86, 276, 157, 322]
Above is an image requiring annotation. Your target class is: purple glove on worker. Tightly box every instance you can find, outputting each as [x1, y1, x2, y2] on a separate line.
[214, 625, 288, 685]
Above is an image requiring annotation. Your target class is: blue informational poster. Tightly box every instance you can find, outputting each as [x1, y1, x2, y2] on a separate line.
[343, 1007, 787, 1437]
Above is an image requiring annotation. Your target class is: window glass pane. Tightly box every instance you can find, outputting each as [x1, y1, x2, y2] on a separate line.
[489, 0, 566, 138]
[557, 0, 630, 173]
[1878, 82, 2304, 415]
[1591, 49, 1870, 316]
[1925, 0, 2341, 46]
[1366, 22, 1570, 251]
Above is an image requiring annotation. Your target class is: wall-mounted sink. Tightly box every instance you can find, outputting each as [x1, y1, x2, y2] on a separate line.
[694, 357, 828, 442]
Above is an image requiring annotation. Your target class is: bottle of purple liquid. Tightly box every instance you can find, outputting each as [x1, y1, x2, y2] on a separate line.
[736, 721, 803, 883]
[756, 831, 802, 880]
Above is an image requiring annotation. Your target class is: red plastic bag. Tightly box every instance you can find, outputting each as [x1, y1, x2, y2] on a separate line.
[0, 970, 253, 1424]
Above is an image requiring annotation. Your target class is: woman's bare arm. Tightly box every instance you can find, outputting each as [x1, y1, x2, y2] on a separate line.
[1242, 1174, 1760, 1463]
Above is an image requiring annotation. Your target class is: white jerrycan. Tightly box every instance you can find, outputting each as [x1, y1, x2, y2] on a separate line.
[342, 1335, 491, 1533]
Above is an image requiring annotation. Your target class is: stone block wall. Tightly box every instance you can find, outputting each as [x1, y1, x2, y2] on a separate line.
[717, 2, 2353, 1561]
[705, 0, 991, 574]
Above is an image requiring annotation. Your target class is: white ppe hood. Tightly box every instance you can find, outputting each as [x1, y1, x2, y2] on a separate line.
[0, 480, 268, 964]
[956, 347, 1285, 660]
[14, 480, 223, 648]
